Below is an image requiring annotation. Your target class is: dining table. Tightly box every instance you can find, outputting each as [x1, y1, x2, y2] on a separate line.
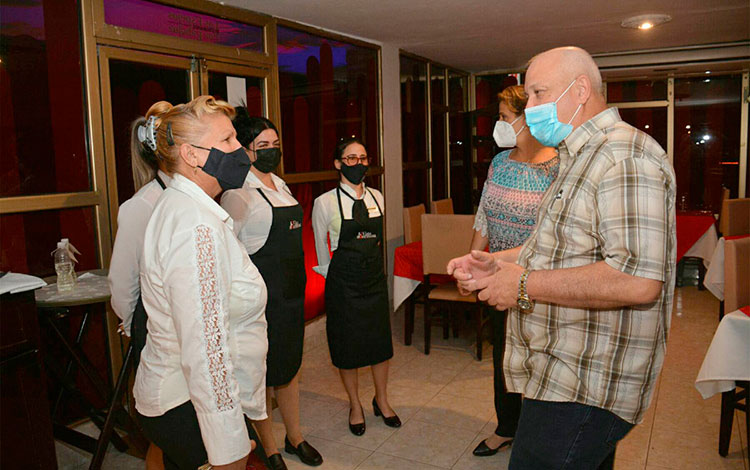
[695, 306, 750, 399]
[676, 211, 719, 265]
[703, 234, 750, 301]
[392, 240, 452, 311]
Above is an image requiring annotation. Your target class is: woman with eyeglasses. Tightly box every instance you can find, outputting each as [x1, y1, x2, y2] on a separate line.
[221, 109, 322, 470]
[311, 137, 400, 436]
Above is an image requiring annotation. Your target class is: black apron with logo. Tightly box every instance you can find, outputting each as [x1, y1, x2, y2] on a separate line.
[324, 187, 393, 370]
[131, 174, 167, 369]
[250, 187, 306, 386]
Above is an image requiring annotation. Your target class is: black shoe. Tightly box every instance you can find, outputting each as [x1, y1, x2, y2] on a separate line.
[284, 436, 323, 466]
[348, 406, 366, 436]
[372, 397, 401, 428]
[472, 438, 513, 457]
[268, 453, 288, 470]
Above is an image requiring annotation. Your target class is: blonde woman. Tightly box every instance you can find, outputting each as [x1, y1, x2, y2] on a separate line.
[134, 96, 267, 470]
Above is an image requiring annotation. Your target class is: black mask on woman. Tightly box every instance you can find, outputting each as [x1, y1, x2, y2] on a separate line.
[340, 163, 368, 185]
[194, 145, 251, 191]
[251, 147, 282, 173]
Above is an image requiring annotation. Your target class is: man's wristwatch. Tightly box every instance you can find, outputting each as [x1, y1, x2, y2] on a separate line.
[517, 269, 535, 313]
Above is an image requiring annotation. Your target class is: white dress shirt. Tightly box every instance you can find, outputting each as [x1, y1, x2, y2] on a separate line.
[311, 184, 384, 277]
[220, 171, 298, 255]
[108, 170, 171, 336]
[135, 174, 268, 466]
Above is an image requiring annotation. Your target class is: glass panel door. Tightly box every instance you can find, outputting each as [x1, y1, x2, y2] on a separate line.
[202, 60, 268, 119]
[98, 46, 197, 227]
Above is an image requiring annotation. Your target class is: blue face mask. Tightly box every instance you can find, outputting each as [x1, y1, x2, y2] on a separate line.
[524, 79, 582, 147]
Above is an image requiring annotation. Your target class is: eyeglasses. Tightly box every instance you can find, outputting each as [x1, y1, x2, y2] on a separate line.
[340, 154, 370, 165]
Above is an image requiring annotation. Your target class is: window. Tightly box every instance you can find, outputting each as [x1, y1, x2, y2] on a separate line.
[1, 208, 98, 277]
[608, 75, 747, 213]
[0, 0, 90, 197]
[448, 71, 469, 213]
[102, 0, 264, 52]
[400, 55, 429, 208]
[400, 53, 469, 210]
[674, 75, 743, 212]
[277, 25, 380, 175]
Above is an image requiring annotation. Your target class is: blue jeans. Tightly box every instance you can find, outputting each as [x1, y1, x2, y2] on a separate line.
[509, 399, 634, 470]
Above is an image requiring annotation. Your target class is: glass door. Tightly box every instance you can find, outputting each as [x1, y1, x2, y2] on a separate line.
[98, 46, 198, 235]
[202, 60, 271, 125]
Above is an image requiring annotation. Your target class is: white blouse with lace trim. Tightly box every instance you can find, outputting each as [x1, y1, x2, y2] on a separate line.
[135, 174, 268, 466]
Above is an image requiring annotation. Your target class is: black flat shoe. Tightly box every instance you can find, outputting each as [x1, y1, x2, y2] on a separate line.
[268, 453, 288, 470]
[284, 436, 323, 466]
[472, 438, 513, 457]
[372, 397, 401, 428]
[348, 406, 366, 436]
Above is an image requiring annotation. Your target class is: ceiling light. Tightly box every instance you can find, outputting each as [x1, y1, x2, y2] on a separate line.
[704, 79, 711, 83]
[685, 125, 691, 129]
[705, 71, 711, 74]
[703, 134, 710, 141]
[621, 14, 672, 30]
[644, 125, 650, 129]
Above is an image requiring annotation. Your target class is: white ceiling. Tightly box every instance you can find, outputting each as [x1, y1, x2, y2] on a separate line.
[218, 0, 749, 73]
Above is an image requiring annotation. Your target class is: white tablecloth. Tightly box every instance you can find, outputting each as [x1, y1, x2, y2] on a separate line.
[393, 275, 420, 311]
[704, 237, 727, 300]
[695, 309, 750, 399]
[684, 223, 718, 266]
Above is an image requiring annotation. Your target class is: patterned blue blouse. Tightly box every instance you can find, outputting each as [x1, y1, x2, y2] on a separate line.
[474, 150, 559, 253]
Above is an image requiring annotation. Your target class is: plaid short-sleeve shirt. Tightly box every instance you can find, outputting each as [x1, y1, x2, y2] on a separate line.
[509, 107, 676, 424]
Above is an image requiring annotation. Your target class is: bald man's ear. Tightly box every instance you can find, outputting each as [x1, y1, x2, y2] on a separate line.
[574, 74, 593, 104]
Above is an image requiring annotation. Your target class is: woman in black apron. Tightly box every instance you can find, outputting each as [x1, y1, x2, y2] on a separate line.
[108, 115, 172, 469]
[311, 137, 400, 436]
[221, 111, 321, 470]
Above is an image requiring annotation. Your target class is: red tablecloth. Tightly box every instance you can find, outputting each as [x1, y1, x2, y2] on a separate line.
[676, 213, 717, 262]
[393, 241, 424, 281]
[393, 241, 453, 283]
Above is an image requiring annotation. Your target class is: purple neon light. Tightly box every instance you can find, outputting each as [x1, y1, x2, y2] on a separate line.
[103, 0, 262, 51]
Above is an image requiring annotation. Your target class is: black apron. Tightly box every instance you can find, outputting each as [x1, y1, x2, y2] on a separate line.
[324, 187, 393, 370]
[250, 187, 306, 386]
[131, 174, 167, 369]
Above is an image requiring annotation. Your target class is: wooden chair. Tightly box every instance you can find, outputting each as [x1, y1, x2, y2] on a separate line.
[403, 204, 426, 244]
[719, 198, 750, 237]
[430, 198, 454, 215]
[718, 236, 749, 457]
[421, 214, 488, 360]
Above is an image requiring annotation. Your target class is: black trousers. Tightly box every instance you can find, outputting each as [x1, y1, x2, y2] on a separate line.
[492, 309, 522, 437]
[138, 400, 268, 470]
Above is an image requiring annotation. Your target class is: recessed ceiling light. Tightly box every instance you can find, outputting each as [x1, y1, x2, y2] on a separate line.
[621, 14, 672, 30]
[705, 71, 711, 74]
[685, 125, 691, 129]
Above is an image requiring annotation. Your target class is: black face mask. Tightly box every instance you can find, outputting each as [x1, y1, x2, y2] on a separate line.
[340, 163, 368, 185]
[193, 145, 251, 191]
[251, 147, 282, 173]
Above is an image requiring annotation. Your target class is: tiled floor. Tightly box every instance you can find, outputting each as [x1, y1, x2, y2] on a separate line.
[57, 287, 748, 469]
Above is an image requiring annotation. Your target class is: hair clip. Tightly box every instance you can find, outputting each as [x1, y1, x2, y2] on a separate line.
[137, 116, 158, 151]
[166, 122, 175, 146]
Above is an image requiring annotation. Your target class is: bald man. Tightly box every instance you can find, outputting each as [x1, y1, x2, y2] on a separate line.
[449, 47, 676, 469]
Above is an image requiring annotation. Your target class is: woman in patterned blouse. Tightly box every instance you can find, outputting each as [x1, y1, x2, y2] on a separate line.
[471, 85, 559, 458]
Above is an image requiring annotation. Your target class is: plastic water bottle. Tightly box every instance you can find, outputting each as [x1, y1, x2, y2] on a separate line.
[60, 238, 78, 282]
[54, 241, 76, 292]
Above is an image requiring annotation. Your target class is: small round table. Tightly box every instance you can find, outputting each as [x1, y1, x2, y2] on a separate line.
[36, 269, 146, 469]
